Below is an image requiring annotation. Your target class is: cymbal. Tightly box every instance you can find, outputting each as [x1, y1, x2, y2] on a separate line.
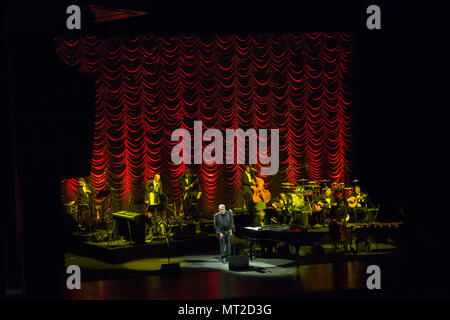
[352, 179, 360, 183]
[298, 178, 310, 182]
[281, 182, 295, 186]
[318, 179, 330, 183]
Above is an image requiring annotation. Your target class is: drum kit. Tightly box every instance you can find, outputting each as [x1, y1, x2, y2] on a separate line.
[280, 178, 332, 207]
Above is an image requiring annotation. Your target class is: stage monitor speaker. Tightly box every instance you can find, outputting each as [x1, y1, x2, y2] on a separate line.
[228, 255, 249, 270]
[112, 211, 145, 244]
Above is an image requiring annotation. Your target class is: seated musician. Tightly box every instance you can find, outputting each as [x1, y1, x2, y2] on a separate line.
[144, 184, 161, 232]
[253, 210, 268, 227]
[74, 177, 93, 230]
[272, 193, 292, 224]
[312, 188, 337, 226]
[242, 165, 256, 213]
[346, 186, 370, 222]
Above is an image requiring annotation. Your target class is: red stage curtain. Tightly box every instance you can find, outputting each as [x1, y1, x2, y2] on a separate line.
[56, 33, 352, 214]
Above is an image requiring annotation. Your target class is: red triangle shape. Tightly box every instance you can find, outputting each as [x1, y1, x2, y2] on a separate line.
[89, 4, 148, 23]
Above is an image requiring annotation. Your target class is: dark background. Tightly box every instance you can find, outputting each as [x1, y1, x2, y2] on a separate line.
[3, 0, 448, 299]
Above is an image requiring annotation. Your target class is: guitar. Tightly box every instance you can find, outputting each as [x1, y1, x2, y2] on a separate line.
[347, 194, 367, 208]
[182, 178, 199, 200]
[314, 200, 337, 212]
[251, 176, 271, 203]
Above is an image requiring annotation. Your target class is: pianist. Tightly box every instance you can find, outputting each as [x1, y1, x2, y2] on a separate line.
[214, 204, 235, 264]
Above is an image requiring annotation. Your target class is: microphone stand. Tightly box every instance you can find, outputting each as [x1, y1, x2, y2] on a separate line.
[161, 201, 180, 275]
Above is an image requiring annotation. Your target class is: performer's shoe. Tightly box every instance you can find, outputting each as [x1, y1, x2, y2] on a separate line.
[221, 257, 226, 264]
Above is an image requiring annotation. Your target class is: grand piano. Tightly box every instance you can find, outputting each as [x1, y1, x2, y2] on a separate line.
[242, 224, 324, 266]
[242, 221, 405, 264]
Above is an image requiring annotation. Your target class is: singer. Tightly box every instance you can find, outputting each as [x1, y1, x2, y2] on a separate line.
[214, 204, 236, 264]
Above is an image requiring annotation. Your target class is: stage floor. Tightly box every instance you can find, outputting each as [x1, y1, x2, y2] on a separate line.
[63, 253, 368, 299]
[63, 249, 444, 300]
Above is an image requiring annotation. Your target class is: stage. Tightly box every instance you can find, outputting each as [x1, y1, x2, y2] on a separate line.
[64, 212, 405, 264]
[4, 1, 448, 303]
[62, 250, 438, 300]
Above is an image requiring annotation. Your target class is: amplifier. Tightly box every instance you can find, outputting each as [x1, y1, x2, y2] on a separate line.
[228, 255, 249, 270]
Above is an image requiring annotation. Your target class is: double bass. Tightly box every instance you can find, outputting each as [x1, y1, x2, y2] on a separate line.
[251, 176, 271, 204]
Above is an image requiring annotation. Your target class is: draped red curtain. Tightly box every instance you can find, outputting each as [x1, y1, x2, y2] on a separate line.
[56, 33, 352, 214]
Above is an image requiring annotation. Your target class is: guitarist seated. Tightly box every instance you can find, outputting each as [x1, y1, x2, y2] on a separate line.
[346, 186, 370, 222]
[312, 188, 337, 226]
[272, 193, 292, 224]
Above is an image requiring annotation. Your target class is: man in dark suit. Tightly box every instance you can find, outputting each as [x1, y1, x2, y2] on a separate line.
[146, 173, 165, 198]
[242, 165, 256, 213]
[312, 187, 337, 226]
[346, 186, 370, 222]
[145, 184, 161, 208]
[214, 204, 236, 263]
[178, 169, 200, 219]
[74, 177, 94, 230]
[144, 183, 161, 233]
[146, 173, 166, 212]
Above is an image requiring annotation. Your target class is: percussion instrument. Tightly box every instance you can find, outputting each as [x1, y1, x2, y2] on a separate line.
[343, 187, 354, 198]
[294, 186, 304, 194]
[290, 193, 305, 209]
[332, 182, 345, 189]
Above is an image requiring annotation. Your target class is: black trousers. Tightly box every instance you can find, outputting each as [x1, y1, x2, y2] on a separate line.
[243, 188, 255, 213]
[183, 192, 199, 218]
[77, 204, 91, 229]
[311, 209, 328, 225]
[218, 231, 232, 258]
